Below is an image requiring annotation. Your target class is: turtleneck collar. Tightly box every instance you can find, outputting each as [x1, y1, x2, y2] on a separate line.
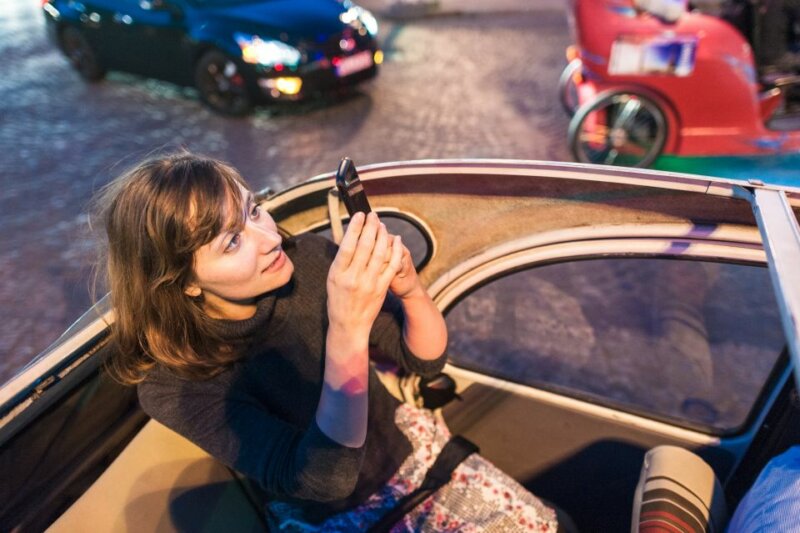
[212, 279, 293, 341]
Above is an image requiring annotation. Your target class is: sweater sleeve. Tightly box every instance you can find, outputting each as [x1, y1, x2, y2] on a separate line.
[138, 371, 365, 502]
[369, 292, 447, 377]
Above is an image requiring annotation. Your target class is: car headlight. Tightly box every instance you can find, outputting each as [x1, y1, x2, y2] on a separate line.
[234, 33, 301, 68]
[339, 4, 378, 36]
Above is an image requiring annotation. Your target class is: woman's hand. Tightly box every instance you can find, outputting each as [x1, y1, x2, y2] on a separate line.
[388, 243, 423, 300]
[326, 212, 403, 341]
[320, 212, 402, 448]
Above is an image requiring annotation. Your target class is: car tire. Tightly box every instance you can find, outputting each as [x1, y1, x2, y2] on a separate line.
[568, 91, 668, 168]
[557, 59, 582, 117]
[194, 51, 254, 116]
[60, 26, 105, 82]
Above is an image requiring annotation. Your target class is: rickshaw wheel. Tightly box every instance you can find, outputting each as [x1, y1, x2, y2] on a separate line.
[568, 91, 667, 168]
[558, 59, 582, 117]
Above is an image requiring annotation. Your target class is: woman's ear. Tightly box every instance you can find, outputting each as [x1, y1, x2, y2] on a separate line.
[184, 284, 202, 298]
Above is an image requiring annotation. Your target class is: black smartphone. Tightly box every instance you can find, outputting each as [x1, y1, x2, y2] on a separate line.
[335, 157, 371, 216]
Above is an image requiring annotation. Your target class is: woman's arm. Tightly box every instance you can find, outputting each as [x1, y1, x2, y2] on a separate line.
[317, 212, 403, 448]
[389, 245, 448, 361]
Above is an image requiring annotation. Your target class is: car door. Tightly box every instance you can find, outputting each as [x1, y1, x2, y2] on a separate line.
[92, 0, 189, 81]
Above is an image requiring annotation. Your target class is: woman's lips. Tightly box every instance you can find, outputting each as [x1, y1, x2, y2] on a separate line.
[264, 249, 286, 273]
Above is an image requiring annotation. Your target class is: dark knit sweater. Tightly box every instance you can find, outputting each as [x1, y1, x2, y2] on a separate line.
[137, 233, 447, 523]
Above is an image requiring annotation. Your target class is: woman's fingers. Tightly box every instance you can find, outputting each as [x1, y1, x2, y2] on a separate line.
[379, 235, 404, 286]
[326, 215, 399, 335]
[331, 212, 399, 301]
[366, 223, 390, 275]
[349, 212, 381, 271]
[332, 211, 366, 270]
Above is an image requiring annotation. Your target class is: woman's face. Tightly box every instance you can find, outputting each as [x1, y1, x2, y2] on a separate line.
[185, 185, 294, 320]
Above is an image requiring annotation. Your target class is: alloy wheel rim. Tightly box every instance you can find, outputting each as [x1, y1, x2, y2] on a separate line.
[63, 33, 87, 70]
[201, 59, 247, 111]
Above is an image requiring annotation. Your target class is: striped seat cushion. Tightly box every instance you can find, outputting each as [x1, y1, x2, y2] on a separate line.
[632, 445, 728, 533]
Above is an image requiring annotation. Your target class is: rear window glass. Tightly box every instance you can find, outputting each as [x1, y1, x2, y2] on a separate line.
[445, 257, 785, 433]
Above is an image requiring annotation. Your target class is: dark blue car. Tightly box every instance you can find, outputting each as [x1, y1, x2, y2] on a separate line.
[42, 0, 382, 115]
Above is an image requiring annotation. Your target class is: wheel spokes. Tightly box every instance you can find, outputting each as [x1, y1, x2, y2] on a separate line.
[603, 148, 619, 165]
[611, 98, 642, 131]
[574, 95, 664, 167]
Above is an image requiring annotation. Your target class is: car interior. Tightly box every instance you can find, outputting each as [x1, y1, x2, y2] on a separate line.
[2, 165, 800, 532]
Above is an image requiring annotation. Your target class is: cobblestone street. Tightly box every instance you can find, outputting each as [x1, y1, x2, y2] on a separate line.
[0, 0, 572, 383]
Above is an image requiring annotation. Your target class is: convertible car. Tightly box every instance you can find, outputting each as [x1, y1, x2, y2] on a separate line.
[1, 161, 799, 532]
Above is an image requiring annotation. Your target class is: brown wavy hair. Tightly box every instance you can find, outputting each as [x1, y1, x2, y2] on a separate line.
[95, 151, 251, 383]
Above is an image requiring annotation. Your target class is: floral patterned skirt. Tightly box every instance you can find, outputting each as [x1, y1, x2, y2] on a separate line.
[270, 404, 559, 532]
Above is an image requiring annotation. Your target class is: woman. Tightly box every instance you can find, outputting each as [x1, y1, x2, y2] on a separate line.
[97, 151, 559, 531]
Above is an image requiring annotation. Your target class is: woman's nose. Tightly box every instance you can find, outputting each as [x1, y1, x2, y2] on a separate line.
[248, 221, 281, 250]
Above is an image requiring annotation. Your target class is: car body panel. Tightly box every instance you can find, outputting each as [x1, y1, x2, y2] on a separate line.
[201, 0, 350, 35]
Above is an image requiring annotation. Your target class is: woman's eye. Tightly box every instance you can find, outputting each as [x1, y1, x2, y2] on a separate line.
[250, 204, 261, 220]
[225, 233, 241, 252]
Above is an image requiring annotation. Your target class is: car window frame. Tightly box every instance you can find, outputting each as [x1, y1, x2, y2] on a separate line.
[444, 254, 788, 433]
[751, 189, 800, 394]
[431, 225, 790, 449]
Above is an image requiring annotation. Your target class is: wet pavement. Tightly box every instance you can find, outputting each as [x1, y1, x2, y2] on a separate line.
[0, 0, 572, 383]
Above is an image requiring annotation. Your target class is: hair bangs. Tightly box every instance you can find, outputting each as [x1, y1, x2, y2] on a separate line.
[180, 159, 249, 250]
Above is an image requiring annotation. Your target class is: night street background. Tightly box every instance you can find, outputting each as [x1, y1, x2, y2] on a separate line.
[1, 0, 573, 383]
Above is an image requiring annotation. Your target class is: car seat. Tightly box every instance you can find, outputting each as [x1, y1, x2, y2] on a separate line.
[48, 419, 268, 532]
[631, 445, 728, 532]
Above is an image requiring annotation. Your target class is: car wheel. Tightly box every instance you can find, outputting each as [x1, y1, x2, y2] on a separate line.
[194, 51, 253, 116]
[568, 91, 667, 168]
[60, 26, 105, 81]
[557, 59, 582, 117]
